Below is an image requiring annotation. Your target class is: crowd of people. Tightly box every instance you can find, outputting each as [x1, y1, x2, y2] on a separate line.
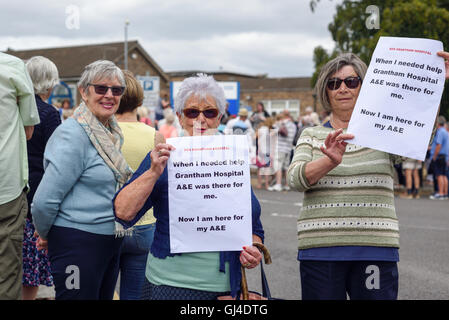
[0, 48, 448, 301]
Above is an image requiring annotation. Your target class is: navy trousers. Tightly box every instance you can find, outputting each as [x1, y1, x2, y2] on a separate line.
[300, 260, 398, 300]
[47, 226, 123, 300]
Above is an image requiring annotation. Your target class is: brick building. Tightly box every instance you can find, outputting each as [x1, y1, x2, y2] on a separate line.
[5, 40, 319, 120]
[169, 71, 318, 120]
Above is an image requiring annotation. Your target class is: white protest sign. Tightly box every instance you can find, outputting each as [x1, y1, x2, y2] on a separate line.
[167, 135, 252, 253]
[347, 37, 445, 160]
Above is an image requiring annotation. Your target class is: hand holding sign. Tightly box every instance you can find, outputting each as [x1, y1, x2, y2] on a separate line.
[436, 51, 449, 80]
[347, 37, 446, 160]
[151, 143, 176, 176]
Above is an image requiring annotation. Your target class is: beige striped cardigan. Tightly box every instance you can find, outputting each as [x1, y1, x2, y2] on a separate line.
[287, 125, 400, 250]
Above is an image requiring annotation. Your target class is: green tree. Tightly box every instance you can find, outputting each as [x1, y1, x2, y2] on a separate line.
[310, 0, 449, 118]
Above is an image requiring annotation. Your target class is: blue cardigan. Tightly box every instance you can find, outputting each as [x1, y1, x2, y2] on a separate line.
[32, 118, 118, 239]
[114, 151, 264, 297]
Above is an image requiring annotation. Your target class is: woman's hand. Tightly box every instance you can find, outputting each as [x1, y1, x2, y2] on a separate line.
[437, 51, 449, 80]
[240, 245, 262, 269]
[320, 128, 354, 165]
[150, 143, 175, 177]
[33, 231, 48, 253]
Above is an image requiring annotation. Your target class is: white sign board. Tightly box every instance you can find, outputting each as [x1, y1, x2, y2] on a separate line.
[167, 135, 252, 253]
[347, 37, 445, 160]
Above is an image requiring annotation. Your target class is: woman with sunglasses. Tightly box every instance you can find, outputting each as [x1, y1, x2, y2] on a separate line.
[289, 51, 449, 300]
[113, 74, 264, 300]
[288, 53, 400, 300]
[32, 60, 132, 299]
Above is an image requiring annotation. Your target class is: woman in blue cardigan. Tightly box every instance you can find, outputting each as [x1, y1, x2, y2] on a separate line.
[32, 60, 132, 300]
[114, 74, 264, 300]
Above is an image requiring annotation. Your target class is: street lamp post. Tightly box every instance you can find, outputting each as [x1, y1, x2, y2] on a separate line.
[124, 20, 129, 70]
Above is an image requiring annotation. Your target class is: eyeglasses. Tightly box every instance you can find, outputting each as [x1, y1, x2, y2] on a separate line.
[183, 108, 219, 119]
[88, 83, 125, 96]
[327, 76, 362, 90]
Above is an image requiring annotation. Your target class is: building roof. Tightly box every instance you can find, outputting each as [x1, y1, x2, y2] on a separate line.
[4, 41, 312, 91]
[4, 40, 169, 82]
[167, 71, 312, 90]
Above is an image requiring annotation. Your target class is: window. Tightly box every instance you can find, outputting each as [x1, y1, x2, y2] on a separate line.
[262, 100, 300, 119]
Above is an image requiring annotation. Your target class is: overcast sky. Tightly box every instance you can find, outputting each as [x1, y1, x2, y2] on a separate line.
[1, 0, 342, 77]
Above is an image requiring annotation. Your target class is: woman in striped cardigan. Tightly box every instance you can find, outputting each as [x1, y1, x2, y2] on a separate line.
[287, 53, 401, 300]
[289, 51, 449, 300]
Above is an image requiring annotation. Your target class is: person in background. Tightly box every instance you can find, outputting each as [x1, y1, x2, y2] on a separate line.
[113, 74, 264, 300]
[250, 102, 270, 129]
[157, 107, 182, 133]
[220, 102, 231, 125]
[399, 158, 422, 199]
[225, 108, 254, 136]
[437, 51, 449, 197]
[446, 121, 449, 197]
[32, 60, 131, 300]
[0, 52, 40, 300]
[269, 110, 296, 191]
[137, 106, 153, 126]
[155, 94, 170, 127]
[22, 56, 61, 300]
[225, 107, 256, 161]
[255, 117, 275, 190]
[158, 112, 179, 139]
[61, 99, 71, 110]
[115, 70, 165, 300]
[304, 106, 320, 126]
[429, 115, 448, 200]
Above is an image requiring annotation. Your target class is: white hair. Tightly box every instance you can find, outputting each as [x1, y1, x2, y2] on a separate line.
[77, 60, 125, 93]
[174, 73, 226, 115]
[26, 56, 60, 95]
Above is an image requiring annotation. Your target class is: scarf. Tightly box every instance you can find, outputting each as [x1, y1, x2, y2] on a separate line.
[72, 101, 133, 236]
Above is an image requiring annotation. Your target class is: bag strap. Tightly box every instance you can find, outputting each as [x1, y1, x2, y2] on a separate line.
[240, 242, 272, 300]
[260, 262, 271, 298]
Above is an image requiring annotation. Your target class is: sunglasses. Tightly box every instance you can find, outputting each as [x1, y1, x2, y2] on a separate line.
[327, 76, 362, 90]
[183, 108, 219, 119]
[88, 83, 125, 96]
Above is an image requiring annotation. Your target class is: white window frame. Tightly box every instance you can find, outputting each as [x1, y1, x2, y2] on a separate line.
[262, 99, 300, 119]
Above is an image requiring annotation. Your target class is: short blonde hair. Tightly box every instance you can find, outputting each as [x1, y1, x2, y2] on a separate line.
[117, 70, 144, 114]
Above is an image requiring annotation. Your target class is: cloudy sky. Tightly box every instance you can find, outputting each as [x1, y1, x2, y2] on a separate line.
[1, 0, 342, 77]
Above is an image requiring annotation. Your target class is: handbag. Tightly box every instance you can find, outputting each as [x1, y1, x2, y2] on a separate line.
[218, 242, 279, 300]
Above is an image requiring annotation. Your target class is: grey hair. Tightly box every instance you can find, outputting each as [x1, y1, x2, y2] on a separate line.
[174, 73, 226, 115]
[26, 56, 59, 95]
[77, 60, 125, 93]
[315, 53, 367, 112]
[437, 115, 446, 125]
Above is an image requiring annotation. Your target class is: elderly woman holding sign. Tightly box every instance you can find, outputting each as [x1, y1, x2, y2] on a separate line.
[289, 53, 399, 301]
[288, 51, 449, 300]
[114, 74, 264, 300]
